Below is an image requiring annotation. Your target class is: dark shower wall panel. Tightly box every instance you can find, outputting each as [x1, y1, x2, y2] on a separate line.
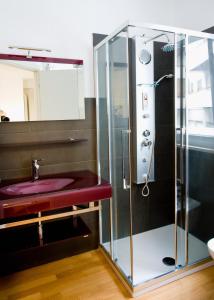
[131, 41, 175, 235]
[189, 149, 214, 242]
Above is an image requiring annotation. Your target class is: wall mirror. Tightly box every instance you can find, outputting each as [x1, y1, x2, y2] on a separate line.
[0, 54, 84, 122]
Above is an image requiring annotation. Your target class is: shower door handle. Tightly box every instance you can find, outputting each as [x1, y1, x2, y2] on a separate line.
[180, 127, 185, 185]
[122, 129, 131, 190]
[176, 127, 185, 185]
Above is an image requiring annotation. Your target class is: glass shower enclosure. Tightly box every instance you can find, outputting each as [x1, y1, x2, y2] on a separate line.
[94, 22, 214, 296]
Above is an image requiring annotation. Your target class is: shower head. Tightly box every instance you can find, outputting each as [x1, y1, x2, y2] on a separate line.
[161, 43, 174, 53]
[155, 74, 174, 86]
[165, 74, 174, 79]
[137, 74, 174, 88]
[143, 32, 174, 53]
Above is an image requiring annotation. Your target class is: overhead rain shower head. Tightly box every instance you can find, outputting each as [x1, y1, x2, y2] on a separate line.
[161, 43, 175, 53]
[142, 33, 174, 53]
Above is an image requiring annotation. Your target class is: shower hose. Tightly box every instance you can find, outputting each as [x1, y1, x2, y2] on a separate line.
[142, 137, 155, 197]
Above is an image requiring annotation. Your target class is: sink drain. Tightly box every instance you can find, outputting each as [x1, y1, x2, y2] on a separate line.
[162, 257, 175, 266]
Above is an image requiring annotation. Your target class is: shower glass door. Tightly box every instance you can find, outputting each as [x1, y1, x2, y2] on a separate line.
[108, 28, 133, 281]
[128, 25, 178, 286]
[185, 35, 213, 265]
[95, 44, 111, 255]
[175, 33, 187, 269]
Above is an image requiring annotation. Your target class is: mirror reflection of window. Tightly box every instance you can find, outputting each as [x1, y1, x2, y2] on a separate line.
[35, 68, 84, 121]
[0, 61, 84, 122]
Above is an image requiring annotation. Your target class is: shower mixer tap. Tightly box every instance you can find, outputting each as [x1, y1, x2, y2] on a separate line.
[142, 113, 150, 119]
[142, 139, 152, 147]
[143, 130, 150, 137]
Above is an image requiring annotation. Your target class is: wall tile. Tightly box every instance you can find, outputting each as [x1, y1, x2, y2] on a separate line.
[0, 99, 97, 181]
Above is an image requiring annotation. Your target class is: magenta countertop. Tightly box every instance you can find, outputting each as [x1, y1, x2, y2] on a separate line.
[0, 170, 111, 219]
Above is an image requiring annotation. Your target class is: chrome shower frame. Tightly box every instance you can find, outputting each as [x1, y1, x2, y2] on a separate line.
[94, 21, 214, 297]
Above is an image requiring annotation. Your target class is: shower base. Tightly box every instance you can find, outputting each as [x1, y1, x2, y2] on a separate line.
[103, 224, 209, 286]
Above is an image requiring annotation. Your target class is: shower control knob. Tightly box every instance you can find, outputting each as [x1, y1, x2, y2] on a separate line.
[142, 113, 150, 118]
[142, 139, 152, 147]
[143, 130, 150, 137]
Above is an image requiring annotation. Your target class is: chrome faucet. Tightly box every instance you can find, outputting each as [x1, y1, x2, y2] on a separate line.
[32, 159, 42, 181]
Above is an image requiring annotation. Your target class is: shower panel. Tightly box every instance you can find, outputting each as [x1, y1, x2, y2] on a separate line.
[95, 22, 214, 297]
[133, 37, 155, 185]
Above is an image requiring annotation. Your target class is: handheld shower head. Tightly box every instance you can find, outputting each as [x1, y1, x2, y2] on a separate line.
[166, 74, 174, 79]
[155, 74, 174, 86]
[137, 74, 174, 88]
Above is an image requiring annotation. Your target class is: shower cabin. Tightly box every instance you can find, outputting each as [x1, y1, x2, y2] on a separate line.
[94, 22, 214, 296]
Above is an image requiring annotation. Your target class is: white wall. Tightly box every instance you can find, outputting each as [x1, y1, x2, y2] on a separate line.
[0, 0, 176, 98]
[173, 0, 214, 31]
[0, 0, 214, 98]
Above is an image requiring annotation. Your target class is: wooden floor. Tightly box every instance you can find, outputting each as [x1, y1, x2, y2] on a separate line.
[0, 250, 214, 300]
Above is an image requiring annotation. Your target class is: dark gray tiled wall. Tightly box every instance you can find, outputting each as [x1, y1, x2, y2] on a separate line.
[188, 149, 214, 242]
[0, 98, 97, 180]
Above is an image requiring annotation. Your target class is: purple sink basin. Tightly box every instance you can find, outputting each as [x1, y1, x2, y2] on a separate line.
[0, 178, 74, 196]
